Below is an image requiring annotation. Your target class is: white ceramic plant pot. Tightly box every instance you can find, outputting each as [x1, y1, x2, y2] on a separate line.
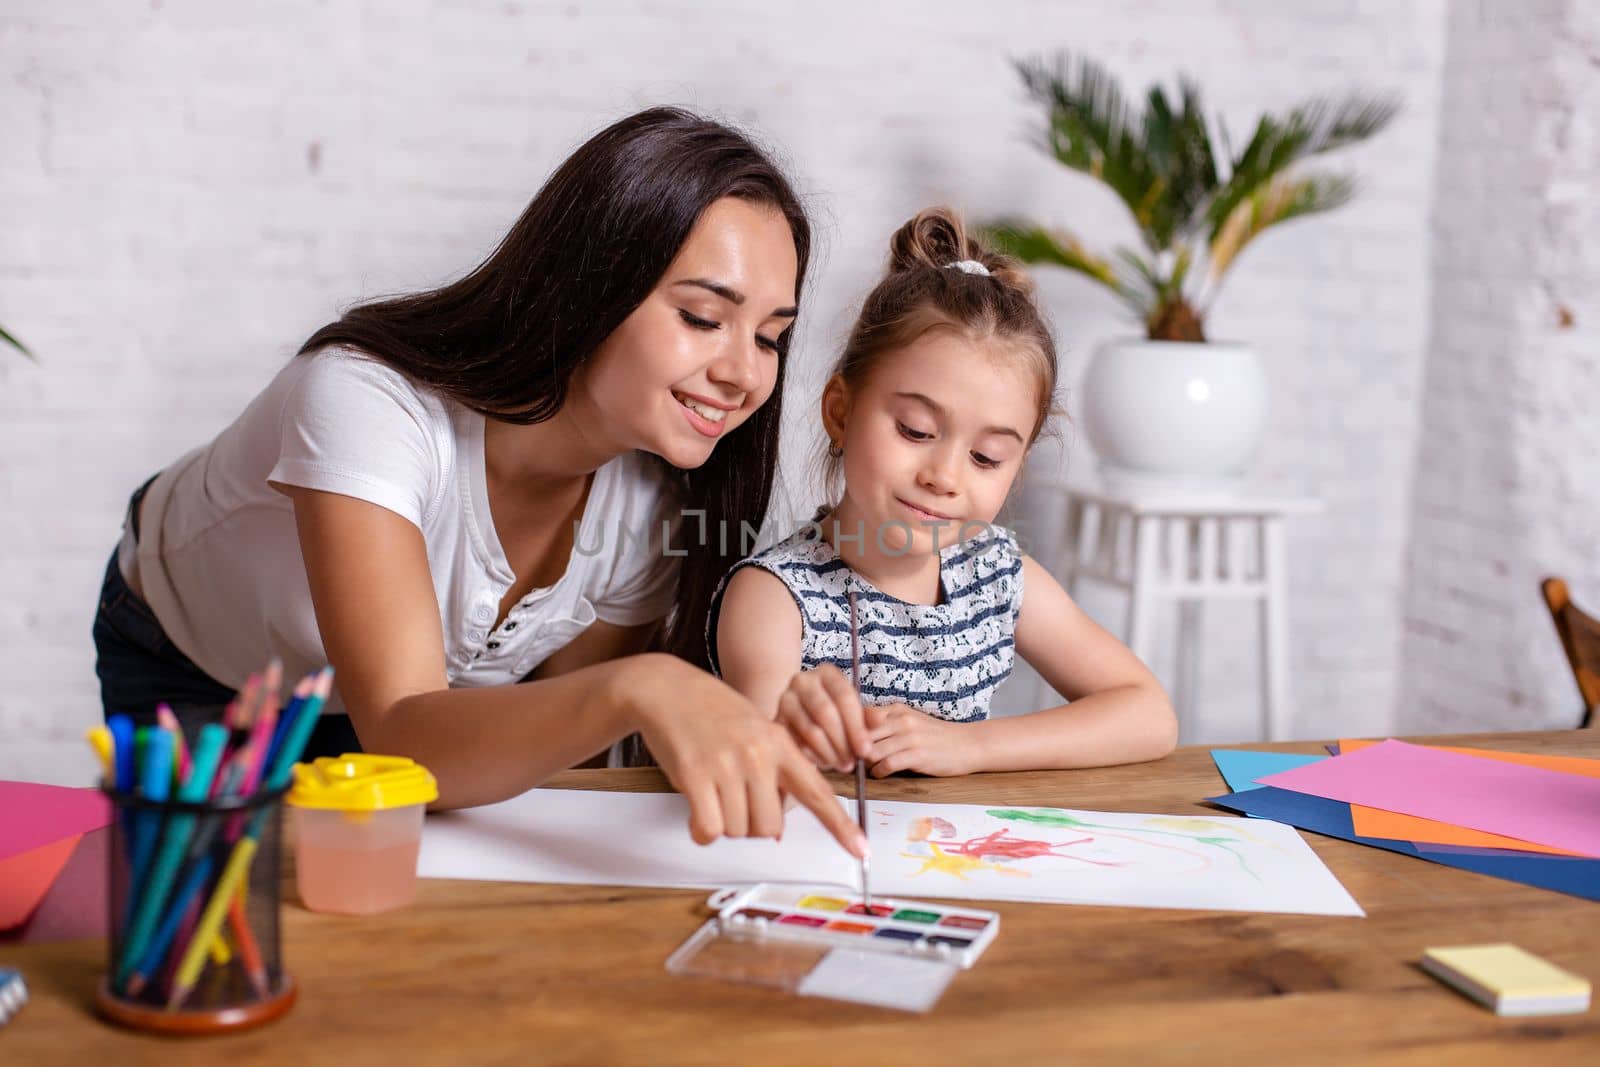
[1081, 338, 1266, 492]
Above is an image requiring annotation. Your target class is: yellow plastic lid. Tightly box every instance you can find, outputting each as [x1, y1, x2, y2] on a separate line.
[287, 753, 438, 812]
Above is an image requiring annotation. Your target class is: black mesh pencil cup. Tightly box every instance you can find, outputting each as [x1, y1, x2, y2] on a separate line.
[97, 783, 297, 1035]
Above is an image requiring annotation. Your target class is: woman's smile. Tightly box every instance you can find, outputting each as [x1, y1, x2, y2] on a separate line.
[673, 390, 735, 437]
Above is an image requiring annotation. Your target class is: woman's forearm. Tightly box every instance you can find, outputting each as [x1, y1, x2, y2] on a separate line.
[966, 684, 1178, 773]
[363, 653, 659, 809]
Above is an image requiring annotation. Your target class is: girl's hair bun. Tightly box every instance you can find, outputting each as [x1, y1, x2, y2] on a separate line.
[887, 206, 1035, 297]
[888, 206, 971, 273]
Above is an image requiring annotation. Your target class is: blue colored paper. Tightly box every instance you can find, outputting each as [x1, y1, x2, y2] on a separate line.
[1208, 786, 1600, 903]
[1209, 749, 1326, 794]
[1413, 841, 1589, 860]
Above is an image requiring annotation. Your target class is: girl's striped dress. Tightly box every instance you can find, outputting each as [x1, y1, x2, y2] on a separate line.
[708, 523, 1024, 722]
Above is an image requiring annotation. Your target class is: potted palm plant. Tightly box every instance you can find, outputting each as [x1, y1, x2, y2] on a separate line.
[986, 54, 1397, 488]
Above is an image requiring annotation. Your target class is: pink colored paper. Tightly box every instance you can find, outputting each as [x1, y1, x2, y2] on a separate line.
[0, 781, 112, 860]
[0, 826, 108, 943]
[1256, 739, 1600, 857]
[0, 834, 82, 929]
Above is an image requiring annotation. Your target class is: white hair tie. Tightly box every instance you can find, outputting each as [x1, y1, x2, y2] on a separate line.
[946, 259, 991, 277]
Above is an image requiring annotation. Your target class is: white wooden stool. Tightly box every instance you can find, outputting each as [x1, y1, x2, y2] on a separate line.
[1045, 484, 1322, 741]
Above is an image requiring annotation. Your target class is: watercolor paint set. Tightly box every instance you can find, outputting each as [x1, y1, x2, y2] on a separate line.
[665, 883, 1000, 1012]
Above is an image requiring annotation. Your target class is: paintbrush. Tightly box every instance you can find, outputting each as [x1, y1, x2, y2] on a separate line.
[848, 589, 872, 910]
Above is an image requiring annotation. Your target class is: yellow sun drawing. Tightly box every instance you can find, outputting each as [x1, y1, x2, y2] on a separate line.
[901, 842, 1026, 880]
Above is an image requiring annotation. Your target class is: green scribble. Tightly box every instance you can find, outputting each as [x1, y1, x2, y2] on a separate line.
[987, 808, 1260, 881]
[986, 809, 1085, 828]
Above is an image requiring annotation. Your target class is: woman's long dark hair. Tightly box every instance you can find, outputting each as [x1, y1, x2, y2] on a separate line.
[299, 106, 811, 674]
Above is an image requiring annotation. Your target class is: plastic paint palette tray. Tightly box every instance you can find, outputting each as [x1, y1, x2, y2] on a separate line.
[665, 883, 1000, 1012]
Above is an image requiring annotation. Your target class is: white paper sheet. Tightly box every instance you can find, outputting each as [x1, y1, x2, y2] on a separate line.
[418, 788, 845, 890]
[417, 789, 1363, 917]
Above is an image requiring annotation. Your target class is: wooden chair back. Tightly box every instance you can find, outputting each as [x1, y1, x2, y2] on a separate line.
[1541, 577, 1600, 728]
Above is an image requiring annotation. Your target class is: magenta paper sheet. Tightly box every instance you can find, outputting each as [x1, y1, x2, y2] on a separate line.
[0, 781, 111, 860]
[1255, 739, 1600, 857]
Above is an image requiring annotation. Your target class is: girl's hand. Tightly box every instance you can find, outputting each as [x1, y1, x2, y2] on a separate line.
[773, 664, 876, 773]
[867, 703, 974, 778]
[624, 655, 867, 857]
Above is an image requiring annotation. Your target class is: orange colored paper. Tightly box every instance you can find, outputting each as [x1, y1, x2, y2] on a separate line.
[1339, 739, 1600, 855]
[0, 833, 83, 929]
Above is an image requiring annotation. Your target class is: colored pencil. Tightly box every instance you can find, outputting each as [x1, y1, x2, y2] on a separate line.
[167, 837, 257, 1009]
[155, 704, 190, 785]
[262, 684, 307, 778]
[125, 728, 174, 925]
[156, 889, 201, 995]
[126, 751, 250, 995]
[115, 723, 228, 988]
[250, 659, 283, 730]
[109, 714, 135, 786]
[227, 894, 269, 998]
[108, 714, 135, 794]
[206, 925, 232, 967]
[85, 726, 114, 784]
[125, 855, 211, 996]
[224, 693, 287, 999]
[141, 751, 249, 985]
[208, 739, 250, 801]
[224, 691, 286, 843]
[273, 667, 333, 785]
[225, 673, 261, 731]
[107, 714, 137, 864]
[195, 667, 332, 999]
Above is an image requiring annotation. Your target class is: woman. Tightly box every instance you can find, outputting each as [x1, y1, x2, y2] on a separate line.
[92, 107, 867, 857]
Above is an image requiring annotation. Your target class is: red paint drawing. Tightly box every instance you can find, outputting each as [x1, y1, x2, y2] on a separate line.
[943, 828, 1129, 869]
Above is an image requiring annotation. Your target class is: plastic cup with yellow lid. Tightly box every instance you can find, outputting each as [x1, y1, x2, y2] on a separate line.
[287, 754, 438, 915]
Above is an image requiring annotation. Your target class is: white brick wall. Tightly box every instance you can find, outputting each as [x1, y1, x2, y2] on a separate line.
[1397, 0, 1600, 733]
[0, 0, 1515, 784]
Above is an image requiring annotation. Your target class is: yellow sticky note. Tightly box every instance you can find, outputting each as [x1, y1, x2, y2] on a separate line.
[1422, 944, 1590, 1017]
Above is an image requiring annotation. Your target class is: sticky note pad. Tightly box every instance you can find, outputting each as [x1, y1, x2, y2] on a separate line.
[1421, 944, 1591, 1016]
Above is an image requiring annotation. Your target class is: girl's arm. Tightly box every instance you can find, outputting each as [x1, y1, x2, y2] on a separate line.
[287, 486, 867, 856]
[715, 567, 873, 772]
[714, 567, 803, 714]
[965, 554, 1177, 771]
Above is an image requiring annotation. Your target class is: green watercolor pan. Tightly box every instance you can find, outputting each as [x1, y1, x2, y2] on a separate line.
[665, 884, 1000, 1012]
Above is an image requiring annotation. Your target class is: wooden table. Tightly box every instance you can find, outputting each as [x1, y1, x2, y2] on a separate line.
[7, 731, 1599, 1065]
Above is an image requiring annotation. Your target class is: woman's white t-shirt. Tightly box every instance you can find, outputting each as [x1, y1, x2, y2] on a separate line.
[125, 346, 681, 713]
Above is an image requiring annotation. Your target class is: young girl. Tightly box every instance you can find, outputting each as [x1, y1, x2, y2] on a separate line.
[710, 207, 1176, 777]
